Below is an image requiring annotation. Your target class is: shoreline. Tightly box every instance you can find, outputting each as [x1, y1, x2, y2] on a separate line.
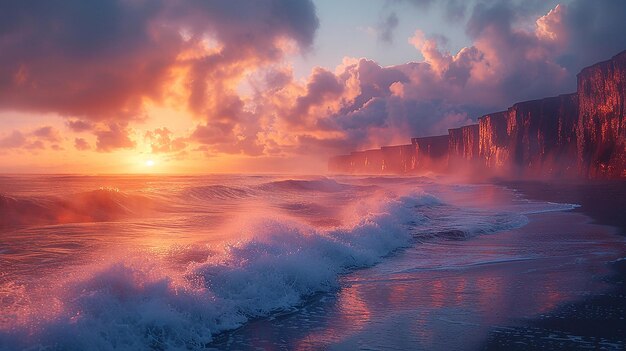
[207, 181, 625, 350]
[482, 180, 626, 350]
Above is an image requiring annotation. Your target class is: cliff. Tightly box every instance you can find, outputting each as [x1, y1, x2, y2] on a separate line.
[449, 124, 479, 161]
[506, 94, 579, 176]
[475, 93, 579, 176]
[328, 50, 626, 179]
[577, 50, 626, 178]
[478, 111, 509, 170]
[327, 136, 447, 174]
[381, 144, 417, 173]
[411, 135, 449, 172]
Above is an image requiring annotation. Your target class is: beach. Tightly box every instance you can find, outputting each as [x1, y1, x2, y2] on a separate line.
[208, 181, 626, 350]
[482, 181, 626, 350]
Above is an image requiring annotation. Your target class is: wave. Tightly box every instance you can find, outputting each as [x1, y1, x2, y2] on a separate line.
[0, 189, 155, 228]
[517, 201, 580, 214]
[259, 178, 356, 193]
[0, 192, 424, 350]
[182, 185, 255, 201]
[0, 179, 584, 350]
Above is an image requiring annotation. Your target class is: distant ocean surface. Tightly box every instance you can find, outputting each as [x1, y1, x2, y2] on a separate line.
[0, 175, 623, 350]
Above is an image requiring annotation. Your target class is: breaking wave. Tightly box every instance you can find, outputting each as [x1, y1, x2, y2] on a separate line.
[0, 176, 582, 350]
[0, 189, 155, 228]
[0, 192, 422, 350]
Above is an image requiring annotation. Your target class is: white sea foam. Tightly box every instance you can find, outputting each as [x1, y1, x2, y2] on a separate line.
[0, 177, 585, 350]
[0, 190, 424, 350]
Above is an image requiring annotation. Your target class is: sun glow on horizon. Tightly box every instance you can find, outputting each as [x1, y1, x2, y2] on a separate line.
[145, 159, 155, 167]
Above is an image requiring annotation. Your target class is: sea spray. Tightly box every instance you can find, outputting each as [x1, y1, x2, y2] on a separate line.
[0, 189, 427, 350]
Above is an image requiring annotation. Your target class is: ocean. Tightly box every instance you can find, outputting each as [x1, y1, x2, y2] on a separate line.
[0, 175, 624, 350]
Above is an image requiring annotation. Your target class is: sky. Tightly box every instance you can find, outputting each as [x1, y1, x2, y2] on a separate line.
[1, 0, 625, 174]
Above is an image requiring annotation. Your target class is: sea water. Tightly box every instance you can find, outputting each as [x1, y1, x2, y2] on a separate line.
[0, 175, 617, 350]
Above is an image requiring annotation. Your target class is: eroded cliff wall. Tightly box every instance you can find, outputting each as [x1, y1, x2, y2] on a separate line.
[449, 124, 479, 161]
[329, 51, 626, 179]
[327, 136, 447, 174]
[577, 50, 626, 178]
[381, 144, 417, 173]
[479, 93, 579, 177]
[478, 111, 509, 170]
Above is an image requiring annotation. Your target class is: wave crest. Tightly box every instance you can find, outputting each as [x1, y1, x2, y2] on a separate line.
[0, 189, 154, 227]
[0, 192, 423, 349]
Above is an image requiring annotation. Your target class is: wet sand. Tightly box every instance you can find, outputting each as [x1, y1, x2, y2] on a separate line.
[482, 181, 626, 350]
[208, 199, 626, 350]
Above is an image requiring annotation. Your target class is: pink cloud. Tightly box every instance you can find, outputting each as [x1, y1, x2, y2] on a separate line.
[94, 123, 135, 152]
[1, 0, 626, 165]
[32, 126, 61, 143]
[0, 0, 319, 126]
[67, 120, 94, 132]
[145, 128, 187, 154]
[74, 138, 91, 151]
[0, 131, 27, 149]
[0, 127, 63, 151]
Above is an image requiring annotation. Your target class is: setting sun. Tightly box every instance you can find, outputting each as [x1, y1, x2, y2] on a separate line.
[0, 1, 625, 350]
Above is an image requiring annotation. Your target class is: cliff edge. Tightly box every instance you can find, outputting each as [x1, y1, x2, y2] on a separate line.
[328, 50, 626, 179]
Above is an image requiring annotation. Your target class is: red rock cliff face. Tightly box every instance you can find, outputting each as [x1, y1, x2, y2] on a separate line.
[449, 124, 479, 161]
[381, 144, 417, 173]
[476, 93, 579, 177]
[327, 136, 447, 174]
[577, 50, 626, 178]
[479, 111, 509, 170]
[506, 94, 579, 176]
[329, 51, 625, 179]
[411, 135, 449, 172]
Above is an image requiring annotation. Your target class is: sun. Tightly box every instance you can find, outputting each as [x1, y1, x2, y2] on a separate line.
[145, 159, 155, 167]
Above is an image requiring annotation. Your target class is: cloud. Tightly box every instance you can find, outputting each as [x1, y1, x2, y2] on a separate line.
[377, 12, 399, 43]
[0, 129, 56, 150]
[553, 0, 626, 71]
[1, 0, 626, 166]
[74, 138, 91, 151]
[0, 131, 27, 149]
[398, 0, 466, 22]
[145, 128, 187, 153]
[235, 0, 626, 155]
[67, 120, 94, 132]
[444, 0, 467, 22]
[24, 140, 45, 150]
[94, 123, 135, 152]
[0, 0, 319, 124]
[32, 126, 61, 142]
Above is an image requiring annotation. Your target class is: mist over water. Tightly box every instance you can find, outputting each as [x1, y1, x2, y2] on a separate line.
[0, 175, 619, 350]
